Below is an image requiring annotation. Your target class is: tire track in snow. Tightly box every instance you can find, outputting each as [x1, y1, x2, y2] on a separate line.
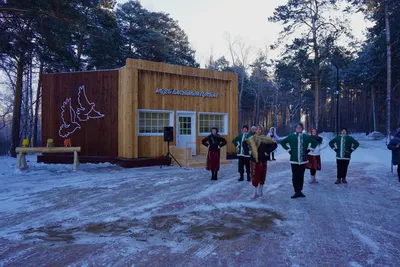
[194, 244, 216, 258]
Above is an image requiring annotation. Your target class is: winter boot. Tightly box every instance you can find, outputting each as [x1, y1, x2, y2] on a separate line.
[335, 178, 342, 184]
[247, 174, 251, 182]
[257, 184, 264, 197]
[211, 171, 217, 180]
[299, 192, 306, 197]
[252, 187, 259, 199]
[238, 174, 244, 181]
[291, 192, 301, 199]
[341, 177, 347, 184]
[214, 171, 218, 180]
[309, 176, 316, 184]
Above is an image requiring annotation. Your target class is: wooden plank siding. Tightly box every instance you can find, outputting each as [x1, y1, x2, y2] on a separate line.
[41, 59, 238, 162]
[119, 59, 238, 159]
[41, 70, 118, 157]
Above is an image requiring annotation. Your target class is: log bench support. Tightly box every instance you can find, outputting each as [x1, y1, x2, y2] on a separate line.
[15, 147, 81, 171]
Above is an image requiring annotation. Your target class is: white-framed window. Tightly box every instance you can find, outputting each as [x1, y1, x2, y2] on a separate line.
[138, 109, 174, 136]
[198, 112, 228, 136]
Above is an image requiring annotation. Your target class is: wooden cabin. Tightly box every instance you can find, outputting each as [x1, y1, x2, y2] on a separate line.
[39, 59, 238, 167]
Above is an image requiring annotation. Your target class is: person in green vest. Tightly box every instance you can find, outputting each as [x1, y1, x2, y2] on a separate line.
[280, 123, 318, 199]
[329, 128, 360, 184]
[232, 125, 251, 181]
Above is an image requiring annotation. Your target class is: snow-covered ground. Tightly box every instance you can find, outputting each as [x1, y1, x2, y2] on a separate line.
[0, 134, 399, 266]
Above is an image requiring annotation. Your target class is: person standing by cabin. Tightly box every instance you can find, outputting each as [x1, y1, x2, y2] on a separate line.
[243, 125, 277, 198]
[267, 127, 280, 161]
[250, 126, 257, 135]
[387, 127, 400, 182]
[329, 128, 360, 184]
[306, 128, 325, 184]
[280, 123, 318, 199]
[232, 125, 251, 181]
[202, 127, 227, 180]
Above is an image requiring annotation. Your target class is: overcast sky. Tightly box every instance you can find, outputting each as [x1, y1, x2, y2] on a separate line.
[117, 0, 373, 67]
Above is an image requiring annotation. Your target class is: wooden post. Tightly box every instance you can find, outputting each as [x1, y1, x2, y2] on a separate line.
[22, 153, 28, 169]
[16, 152, 22, 169]
[73, 151, 79, 171]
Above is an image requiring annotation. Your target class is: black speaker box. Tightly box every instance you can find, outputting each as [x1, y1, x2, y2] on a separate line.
[164, 126, 173, 142]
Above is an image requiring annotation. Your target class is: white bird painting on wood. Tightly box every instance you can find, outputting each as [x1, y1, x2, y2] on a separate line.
[59, 98, 81, 138]
[76, 85, 105, 122]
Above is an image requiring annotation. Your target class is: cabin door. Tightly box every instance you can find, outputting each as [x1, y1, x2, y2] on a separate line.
[176, 112, 196, 156]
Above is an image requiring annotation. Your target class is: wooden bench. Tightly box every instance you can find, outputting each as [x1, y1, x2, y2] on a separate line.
[15, 147, 81, 171]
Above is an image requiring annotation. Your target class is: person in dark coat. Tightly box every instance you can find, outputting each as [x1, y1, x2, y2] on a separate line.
[202, 127, 227, 180]
[232, 125, 251, 181]
[329, 128, 359, 184]
[243, 125, 277, 198]
[280, 123, 318, 199]
[388, 128, 400, 181]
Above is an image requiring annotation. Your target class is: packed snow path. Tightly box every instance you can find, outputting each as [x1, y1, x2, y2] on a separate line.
[0, 137, 399, 266]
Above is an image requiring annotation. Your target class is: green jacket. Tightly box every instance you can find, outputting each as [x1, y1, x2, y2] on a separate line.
[232, 132, 251, 157]
[280, 133, 318, 165]
[329, 135, 359, 160]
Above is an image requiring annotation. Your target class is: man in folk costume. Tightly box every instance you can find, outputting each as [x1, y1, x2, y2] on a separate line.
[243, 125, 278, 198]
[232, 125, 251, 181]
[266, 127, 280, 161]
[202, 127, 227, 180]
[329, 128, 359, 184]
[280, 123, 318, 199]
[306, 128, 326, 184]
[387, 127, 400, 182]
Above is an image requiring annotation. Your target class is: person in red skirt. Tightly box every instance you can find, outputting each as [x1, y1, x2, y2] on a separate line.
[202, 127, 227, 180]
[243, 125, 278, 198]
[305, 128, 325, 183]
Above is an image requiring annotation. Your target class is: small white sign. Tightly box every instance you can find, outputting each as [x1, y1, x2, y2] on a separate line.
[155, 88, 218, 98]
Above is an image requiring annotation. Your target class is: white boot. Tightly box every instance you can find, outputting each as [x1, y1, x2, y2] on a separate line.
[309, 176, 316, 184]
[257, 184, 263, 197]
[252, 187, 258, 199]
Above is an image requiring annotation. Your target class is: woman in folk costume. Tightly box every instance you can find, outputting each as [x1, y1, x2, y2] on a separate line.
[243, 125, 278, 198]
[232, 125, 251, 181]
[306, 128, 325, 184]
[387, 127, 400, 182]
[329, 128, 359, 184]
[202, 127, 227, 180]
[266, 127, 280, 160]
[280, 123, 318, 199]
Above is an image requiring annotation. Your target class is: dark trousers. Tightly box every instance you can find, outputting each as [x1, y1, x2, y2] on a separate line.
[310, 169, 316, 176]
[291, 164, 306, 193]
[337, 160, 350, 179]
[271, 152, 275, 159]
[238, 156, 250, 175]
[397, 165, 400, 178]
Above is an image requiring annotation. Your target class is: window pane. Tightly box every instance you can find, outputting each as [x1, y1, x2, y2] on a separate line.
[199, 114, 226, 134]
[138, 111, 171, 134]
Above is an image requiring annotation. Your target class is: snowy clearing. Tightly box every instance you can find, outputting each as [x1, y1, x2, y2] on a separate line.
[0, 136, 399, 266]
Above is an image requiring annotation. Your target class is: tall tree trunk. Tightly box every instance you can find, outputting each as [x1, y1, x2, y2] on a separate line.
[10, 56, 24, 157]
[385, 1, 391, 141]
[239, 67, 245, 130]
[312, 16, 320, 130]
[33, 62, 43, 147]
[76, 34, 84, 71]
[273, 89, 278, 127]
[372, 85, 377, 132]
[29, 59, 34, 140]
